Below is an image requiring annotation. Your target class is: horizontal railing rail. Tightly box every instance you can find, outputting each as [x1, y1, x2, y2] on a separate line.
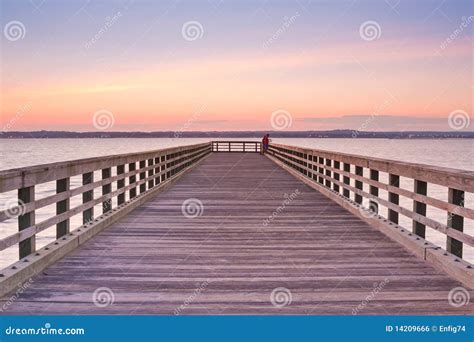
[0, 142, 212, 264]
[267, 143, 474, 260]
[211, 141, 261, 153]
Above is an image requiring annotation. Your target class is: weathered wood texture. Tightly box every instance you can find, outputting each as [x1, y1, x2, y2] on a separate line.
[0, 143, 211, 263]
[1, 153, 472, 315]
[268, 143, 474, 259]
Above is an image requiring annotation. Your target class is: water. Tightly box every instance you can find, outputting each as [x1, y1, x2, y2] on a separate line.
[0, 138, 472, 268]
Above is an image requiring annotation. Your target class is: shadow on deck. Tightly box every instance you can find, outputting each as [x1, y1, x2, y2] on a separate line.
[1, 153, 472, 315]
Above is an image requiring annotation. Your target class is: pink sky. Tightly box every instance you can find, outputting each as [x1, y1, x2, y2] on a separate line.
[1, 1, 472, 131]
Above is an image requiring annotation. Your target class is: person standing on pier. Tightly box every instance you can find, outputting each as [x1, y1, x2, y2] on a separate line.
[262, 134, 270, 154]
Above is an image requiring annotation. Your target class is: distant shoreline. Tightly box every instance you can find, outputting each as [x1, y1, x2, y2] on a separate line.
[1, 130, 473, 139]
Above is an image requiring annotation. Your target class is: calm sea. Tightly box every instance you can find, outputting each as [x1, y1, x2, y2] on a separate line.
[0, 138, 472, 267]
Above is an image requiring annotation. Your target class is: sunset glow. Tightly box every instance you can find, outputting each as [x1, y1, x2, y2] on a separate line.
[1, 0, 472, 131]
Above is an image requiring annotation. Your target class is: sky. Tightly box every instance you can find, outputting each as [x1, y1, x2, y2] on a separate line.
[1, 0, 473, 132]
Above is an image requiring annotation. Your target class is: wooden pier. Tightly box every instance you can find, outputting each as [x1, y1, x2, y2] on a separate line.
[0, 141, 473, 314]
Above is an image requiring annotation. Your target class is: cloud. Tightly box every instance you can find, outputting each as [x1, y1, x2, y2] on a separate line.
[296, 115, 471, 131]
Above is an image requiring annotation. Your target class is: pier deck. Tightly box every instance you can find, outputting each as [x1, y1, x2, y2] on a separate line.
[2, 153, 472, 315]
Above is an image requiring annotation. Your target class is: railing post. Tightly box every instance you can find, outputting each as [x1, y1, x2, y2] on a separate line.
[139, 160, 146, 193]
[117, 165, 125, 205]
[18, 186, 35, 259]
[82, 172, 94, 224]
[333, 161, 340, 193]
[148, 158, 154, 189]
[369, 170, 379, 213]
[102, 168, 111, 213]
[343, 163, 350, 198]
[154, 156, 160, 186]
[303, 153, 308, 176]
[325, 159, 332, 188]
[318, 157, 324, 185]
[166, 154, 171, 179]
[446, 188, 464, 258]
[354, 166, 363, 204]
[161, 156, 166, 182]
[129, 162, 137, 199]
[388, 174, 399, 224]
[412, 180, 427, 238]
[56, 178, 70, 238]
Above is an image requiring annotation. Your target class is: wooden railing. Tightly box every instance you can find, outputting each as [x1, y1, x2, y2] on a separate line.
[267, 143, 474, 260]
[212, 141, 261, 153]
[0, 142, 211, 263]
